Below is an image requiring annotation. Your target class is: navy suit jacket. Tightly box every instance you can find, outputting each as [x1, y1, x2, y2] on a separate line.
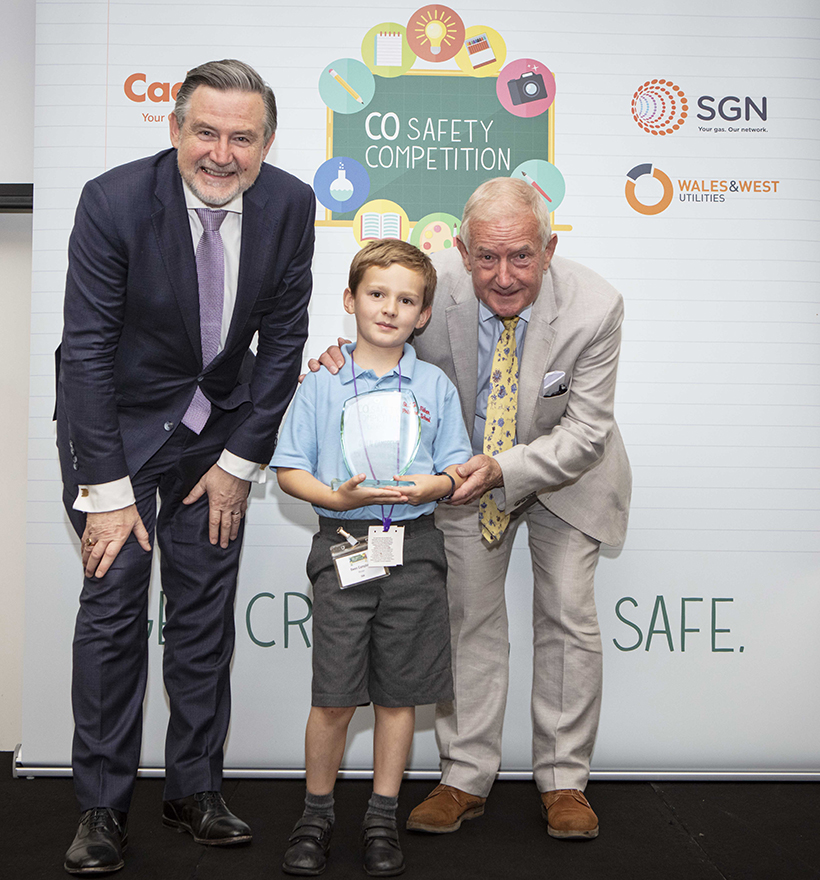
[56, 147, 316, 489]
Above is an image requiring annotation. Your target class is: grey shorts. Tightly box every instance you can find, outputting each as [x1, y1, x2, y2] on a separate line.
[307, 514, 454, 709]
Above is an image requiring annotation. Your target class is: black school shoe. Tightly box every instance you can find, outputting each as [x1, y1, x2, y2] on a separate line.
[282, 815, 334, 875]
[64, 807, 128, 874]
[361, 814, 405, 876]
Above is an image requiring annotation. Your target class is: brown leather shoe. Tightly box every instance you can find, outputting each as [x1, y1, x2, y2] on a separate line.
[406, 784, 486, 833]
[540, 789, 599, 840]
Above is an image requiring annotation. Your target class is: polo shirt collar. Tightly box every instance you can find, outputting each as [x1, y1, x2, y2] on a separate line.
[340, 342, 417, 385]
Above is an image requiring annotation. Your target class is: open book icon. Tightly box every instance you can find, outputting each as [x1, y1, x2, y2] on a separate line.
[361, 211, 402, 240]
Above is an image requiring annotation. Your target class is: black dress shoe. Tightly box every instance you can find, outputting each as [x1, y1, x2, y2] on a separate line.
[361, 814, 405, 877]
[162, 791, 252, 845]
[282, 815, 333, 876]
[64, 807, 128, 875]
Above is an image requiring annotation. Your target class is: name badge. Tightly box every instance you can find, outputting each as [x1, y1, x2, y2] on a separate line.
[330, 537, 389, 589]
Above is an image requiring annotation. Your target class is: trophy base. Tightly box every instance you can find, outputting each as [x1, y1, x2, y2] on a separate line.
[331, 478, 416, 491]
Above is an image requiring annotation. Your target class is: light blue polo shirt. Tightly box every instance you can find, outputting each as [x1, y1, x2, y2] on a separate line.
[271, 343, 473, 521]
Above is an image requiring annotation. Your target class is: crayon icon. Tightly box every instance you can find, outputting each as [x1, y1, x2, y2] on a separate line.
[328, 68, 364, 105]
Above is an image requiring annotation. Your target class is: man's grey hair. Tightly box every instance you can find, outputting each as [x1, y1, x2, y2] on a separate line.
[459, 177, 552, 251]
[173, 59, 278, 141]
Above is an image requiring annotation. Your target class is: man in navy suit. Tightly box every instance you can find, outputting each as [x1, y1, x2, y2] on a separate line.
[56, 59, 315, 874]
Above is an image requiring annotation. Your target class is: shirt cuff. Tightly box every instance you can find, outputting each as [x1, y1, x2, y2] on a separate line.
[73, 477, 136, 513]
[218, 449, 268, 484]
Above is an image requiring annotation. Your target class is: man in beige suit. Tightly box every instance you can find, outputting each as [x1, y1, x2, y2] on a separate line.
[317, 177, 630, 839]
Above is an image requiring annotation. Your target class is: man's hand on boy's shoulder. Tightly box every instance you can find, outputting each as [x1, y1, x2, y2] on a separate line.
[305, 337, 351, 378]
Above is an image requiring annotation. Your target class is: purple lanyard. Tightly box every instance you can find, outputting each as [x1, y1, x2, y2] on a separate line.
[351, 354, 402, 530]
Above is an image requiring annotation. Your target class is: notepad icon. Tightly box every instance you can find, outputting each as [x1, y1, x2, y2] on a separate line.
[375, 32, 403, 67]
[464, 33, 496, 69]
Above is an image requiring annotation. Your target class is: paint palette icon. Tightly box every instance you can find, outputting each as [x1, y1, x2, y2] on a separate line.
[409, 212, 460, 253]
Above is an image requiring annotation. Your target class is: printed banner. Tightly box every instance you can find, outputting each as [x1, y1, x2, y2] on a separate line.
[22, 0, 820, 778]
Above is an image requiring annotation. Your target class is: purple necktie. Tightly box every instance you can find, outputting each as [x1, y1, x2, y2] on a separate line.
[182, 208, 227, 434]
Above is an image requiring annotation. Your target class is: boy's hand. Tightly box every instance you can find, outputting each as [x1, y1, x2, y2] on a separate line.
[306, 337, 351, 376]
[397, 473, 454, 506]
[331, 473, 408, 511]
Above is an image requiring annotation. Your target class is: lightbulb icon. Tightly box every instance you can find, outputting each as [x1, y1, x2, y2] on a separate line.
[408, 6, 464, 63]
[424, 19, 446, 55]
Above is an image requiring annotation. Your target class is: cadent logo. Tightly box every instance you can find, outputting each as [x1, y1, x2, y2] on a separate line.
[631, 79, 688, 136]
[124, 72, 183, 103]
[625, 163, 674, 215]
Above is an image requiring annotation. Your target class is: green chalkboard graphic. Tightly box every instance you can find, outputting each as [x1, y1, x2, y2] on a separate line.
[327, 73, 550, 224]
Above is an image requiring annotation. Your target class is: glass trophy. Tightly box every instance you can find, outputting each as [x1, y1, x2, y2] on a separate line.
[331, 389, 421, 490]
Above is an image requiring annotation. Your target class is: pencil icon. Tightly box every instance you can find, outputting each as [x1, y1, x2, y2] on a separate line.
[520, 170, 552, 203]
[328, 68, 364, 105]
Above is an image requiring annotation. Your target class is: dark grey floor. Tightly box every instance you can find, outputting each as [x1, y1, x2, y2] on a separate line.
[2, 755, 817, 878]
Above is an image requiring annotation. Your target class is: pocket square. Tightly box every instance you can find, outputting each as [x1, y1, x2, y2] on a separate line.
[542, 370, 566, 397]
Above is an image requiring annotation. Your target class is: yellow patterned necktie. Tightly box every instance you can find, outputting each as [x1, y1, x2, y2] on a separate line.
[479, 316, 520, 544]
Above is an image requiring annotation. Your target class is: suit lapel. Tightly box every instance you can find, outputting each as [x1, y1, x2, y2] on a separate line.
[151, 153, 201, 363]
[518, 267, 558, 442]
[444, 280, 479, 434]
[224, 177, 278, 353]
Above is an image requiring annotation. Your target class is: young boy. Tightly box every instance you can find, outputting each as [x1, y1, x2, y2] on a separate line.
[271, 239, 472, 877]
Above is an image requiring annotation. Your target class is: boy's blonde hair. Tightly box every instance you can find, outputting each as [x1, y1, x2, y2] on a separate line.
[348, 239, 437, 310]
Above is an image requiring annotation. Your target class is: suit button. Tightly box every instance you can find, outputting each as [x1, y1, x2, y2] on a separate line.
[197, 375, 204, 383]
[72, 463, 78, 471]
[164, 421, 174, 431]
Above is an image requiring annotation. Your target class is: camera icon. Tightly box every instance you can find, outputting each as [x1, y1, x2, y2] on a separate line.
[507, 71, 547, 105]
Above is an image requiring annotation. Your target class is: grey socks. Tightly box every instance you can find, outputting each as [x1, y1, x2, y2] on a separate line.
[366, 792, 398, 821]
[304, 790, 335, 823]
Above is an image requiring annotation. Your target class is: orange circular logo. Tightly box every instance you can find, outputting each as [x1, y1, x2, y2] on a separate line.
[625, 164, 674, 215]
[631, 79, 688, 136]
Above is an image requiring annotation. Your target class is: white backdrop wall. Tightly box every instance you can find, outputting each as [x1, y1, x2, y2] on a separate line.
[21, 0, 820, 778]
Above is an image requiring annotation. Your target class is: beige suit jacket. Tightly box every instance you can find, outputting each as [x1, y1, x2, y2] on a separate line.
[414, 248, 631, 546]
